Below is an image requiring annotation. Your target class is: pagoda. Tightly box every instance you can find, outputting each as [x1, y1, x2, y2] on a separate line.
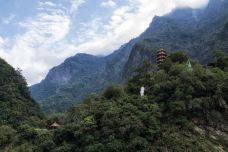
[157, 49, 167, 64]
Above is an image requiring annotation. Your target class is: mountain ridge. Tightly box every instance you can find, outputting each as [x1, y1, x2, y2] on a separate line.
[30, 0, 228, 113]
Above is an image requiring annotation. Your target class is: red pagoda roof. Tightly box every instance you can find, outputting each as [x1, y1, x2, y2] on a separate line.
[156, 49, 167, 64]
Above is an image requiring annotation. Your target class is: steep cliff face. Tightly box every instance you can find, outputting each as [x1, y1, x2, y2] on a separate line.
[30, 54, 108, 112]
[31, 54, 106, 101]
[123, 40, 158, 78]
[30, 0, 228, 113]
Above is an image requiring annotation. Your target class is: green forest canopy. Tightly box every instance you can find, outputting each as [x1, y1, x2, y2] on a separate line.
[0, 51, 227, 151]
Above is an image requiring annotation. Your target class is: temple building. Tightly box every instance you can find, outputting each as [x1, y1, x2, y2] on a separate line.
[157, 49, 167, 64]
[49, 122, 60, 129]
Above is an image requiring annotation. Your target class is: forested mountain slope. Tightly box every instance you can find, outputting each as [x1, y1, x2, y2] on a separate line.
[0, 58, 42, 127]
[0, 58, 44, 151]
[4, 52, 227, 151]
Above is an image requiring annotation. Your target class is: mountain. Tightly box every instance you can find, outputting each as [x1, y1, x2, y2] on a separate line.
[30, 54, 107, 112]
[0, 58, 43, 128]
[30, 38, 139, 113]
[14, 52, 228, 151]
[51, 52, 228, 151]
[2, 52, 228, 151]
[30, 0, 228, 113]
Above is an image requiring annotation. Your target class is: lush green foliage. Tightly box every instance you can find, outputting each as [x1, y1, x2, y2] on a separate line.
[0, 58, 45, 151]
[1, 52, 228, 151]
[0, 58, 43, 128]
[103, 85, 124, 99]
[0, 125, 16, 147]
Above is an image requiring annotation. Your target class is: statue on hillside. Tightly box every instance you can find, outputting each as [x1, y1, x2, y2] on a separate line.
[140, 86, 145, 97]
[187, 59, 193, 71]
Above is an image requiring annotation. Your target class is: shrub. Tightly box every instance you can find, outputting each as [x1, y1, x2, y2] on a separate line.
[0, 125, 16, 147]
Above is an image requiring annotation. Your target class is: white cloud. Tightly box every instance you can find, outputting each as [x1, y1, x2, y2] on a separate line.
[0, 2, 72, 85]
[71, 0, 86, 13]
[101, 0, 117, 9]
[0, 36, 4, 44]
[38, 1, 56, 7]
[171, 0, 209, 8]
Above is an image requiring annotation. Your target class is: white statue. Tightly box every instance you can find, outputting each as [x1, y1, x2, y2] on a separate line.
[140, 87, 145, 97]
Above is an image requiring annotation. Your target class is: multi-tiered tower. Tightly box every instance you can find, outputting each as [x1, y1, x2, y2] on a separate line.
[157, 49, 167, 64]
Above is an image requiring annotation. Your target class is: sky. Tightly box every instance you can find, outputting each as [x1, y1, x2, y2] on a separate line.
[0, 0, 209, 85]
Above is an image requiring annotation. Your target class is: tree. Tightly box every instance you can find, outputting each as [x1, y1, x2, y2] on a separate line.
[214, 51, 228, 71]
[169, 52, 188, 63]
[0, 125, 16, 147]
[103, 85, 124, 100]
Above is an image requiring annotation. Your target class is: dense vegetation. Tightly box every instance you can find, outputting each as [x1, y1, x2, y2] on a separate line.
[0, 58, 44, 151]
[1, 51, 227, 151]
[0, 58, 43, 128]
